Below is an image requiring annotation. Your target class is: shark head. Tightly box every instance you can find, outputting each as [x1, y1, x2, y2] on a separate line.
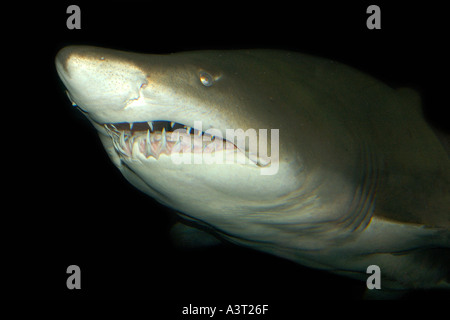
[55, 45, 323, 235]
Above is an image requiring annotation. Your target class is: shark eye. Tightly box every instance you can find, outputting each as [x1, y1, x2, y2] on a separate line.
[199, 72, 214, 87]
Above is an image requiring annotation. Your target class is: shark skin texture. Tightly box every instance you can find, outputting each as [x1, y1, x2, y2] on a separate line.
[55, 46, 449, 298]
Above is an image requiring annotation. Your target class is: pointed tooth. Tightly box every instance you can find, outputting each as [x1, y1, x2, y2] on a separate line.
[147, 121, 154, 131]
[104, 124, 112, 136]
[129, 122, 134, 130]
[112, 136, 127, 156]
[170, 121, 175, 128]
[145, 130, 152, 158]
[120, 130, 126, 148]
[128, 136, 134, 153]
[112, 125, 121, 136]
[186, 126, 191, 134]
[132, 137, 140, 157]
[112, 136, 119, 149]
[112, 138, 120, 153]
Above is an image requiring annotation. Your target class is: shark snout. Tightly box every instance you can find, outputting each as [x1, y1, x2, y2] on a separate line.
[55, 46, 148, 118]
[55, 46, 71, 77]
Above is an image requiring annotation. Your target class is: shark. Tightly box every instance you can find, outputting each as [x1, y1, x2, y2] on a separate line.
[55, 45, 449, 298]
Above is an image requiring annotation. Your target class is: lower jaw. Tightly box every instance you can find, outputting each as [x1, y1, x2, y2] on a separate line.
[113, 137, 255, 167]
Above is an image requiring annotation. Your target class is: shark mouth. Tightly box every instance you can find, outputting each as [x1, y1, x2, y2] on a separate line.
[103, 120, 240, 161]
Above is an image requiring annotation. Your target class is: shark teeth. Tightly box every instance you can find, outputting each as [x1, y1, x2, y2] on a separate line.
[104, 120, 235, 160]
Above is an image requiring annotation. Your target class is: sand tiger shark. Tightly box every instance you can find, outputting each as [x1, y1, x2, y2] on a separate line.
[55, 45, 449, 298]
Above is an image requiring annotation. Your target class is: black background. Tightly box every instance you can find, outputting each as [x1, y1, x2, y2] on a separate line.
[1, 0, 448, 309]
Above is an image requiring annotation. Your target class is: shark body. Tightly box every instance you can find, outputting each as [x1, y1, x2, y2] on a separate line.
[55, 46, 449, 296]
